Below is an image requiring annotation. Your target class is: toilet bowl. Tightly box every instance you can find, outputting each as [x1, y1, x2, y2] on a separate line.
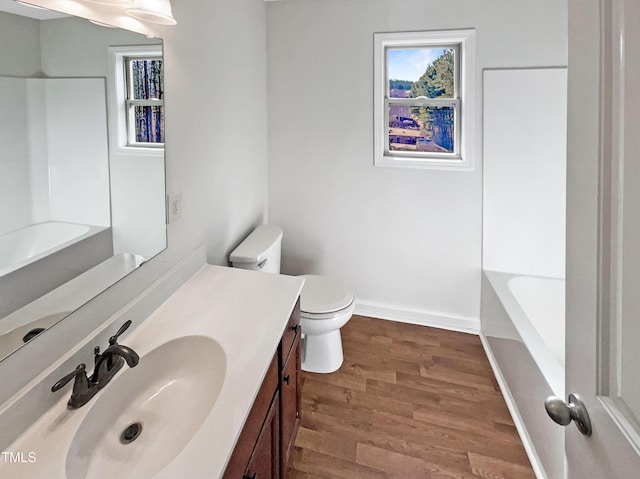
[299, 275, 354, 374]
[229, 225, 354, 374]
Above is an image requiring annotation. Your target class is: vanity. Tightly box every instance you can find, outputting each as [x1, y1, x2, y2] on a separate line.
[0, 263, 304, 479]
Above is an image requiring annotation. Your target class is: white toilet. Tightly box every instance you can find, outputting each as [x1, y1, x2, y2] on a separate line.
[230, 225, 354, 373]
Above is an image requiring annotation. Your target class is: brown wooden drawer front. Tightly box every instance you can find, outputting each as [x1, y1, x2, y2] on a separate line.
[222, 354, 278, 479]
[280, 332, 301, 472]
[280, 298, 300, 363]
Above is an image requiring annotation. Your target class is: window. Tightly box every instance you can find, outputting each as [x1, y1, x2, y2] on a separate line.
[374, 30, 475, 170]
[125, 56, 164, 146]
[108, 45, 165, 155]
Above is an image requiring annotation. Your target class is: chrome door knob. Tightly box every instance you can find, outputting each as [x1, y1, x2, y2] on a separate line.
[544, 393, 592, 436]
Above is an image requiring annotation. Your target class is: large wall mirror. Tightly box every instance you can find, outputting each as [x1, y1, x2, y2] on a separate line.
[0, 1, 167, 361]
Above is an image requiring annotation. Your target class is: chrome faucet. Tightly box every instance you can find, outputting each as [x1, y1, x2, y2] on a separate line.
[51, 320, 139, 409]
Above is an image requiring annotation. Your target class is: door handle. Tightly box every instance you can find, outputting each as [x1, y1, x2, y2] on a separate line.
[544, 393, 592, 436]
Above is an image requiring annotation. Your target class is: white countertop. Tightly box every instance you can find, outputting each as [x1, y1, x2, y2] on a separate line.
[0, 265, 304, 478]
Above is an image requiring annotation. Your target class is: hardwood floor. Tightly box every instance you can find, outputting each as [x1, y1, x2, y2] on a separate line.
[286, 315, 535, 479]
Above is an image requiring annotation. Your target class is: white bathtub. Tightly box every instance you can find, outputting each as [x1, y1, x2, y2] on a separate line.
[0, 221, 114, 320]
[481, 270, 565, 479]
[0, 222, 103, 276]
[508, 275, 565, 370]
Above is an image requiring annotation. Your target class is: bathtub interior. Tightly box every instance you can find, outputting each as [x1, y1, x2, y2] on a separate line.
[484, 270, 565, 396]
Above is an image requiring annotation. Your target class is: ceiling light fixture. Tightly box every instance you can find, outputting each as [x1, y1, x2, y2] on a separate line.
[125, 0, 176, 25]
[89, 19, 117, 27]
[83, 0, 131, 5]
[15, 1, 48, 9]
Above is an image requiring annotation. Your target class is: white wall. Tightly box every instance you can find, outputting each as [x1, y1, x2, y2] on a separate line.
[483, 68, 567, 279]
[0, 76, 110, 231]
[0, 12, 41, 77]
[267, 0, 567, 328]
[0, 12, 41, 236]
[0, 78, 32, 236]
[162, 0, 269, 266]
[43, 78, 111, 227]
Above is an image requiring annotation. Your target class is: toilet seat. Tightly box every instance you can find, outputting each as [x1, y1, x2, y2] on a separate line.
[300, 275, 354, 317]
[300, 302, 355, 320]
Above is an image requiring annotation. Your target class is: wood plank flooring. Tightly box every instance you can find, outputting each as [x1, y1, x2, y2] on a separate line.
[286, 315, 535, 479]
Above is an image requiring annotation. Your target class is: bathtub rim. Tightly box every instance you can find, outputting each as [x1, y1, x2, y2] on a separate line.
[483, 269, 564, 397]
[0, 221, 108, 277]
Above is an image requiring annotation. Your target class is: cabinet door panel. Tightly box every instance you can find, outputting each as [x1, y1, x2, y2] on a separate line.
[223, 355, 278, 479]
[244, 391, 280, 479]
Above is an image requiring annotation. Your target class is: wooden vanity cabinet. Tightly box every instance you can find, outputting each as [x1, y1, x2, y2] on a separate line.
[223, 299, 301, 479]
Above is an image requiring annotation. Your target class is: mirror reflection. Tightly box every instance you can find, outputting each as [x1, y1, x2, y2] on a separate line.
[0, 1, 167, 361]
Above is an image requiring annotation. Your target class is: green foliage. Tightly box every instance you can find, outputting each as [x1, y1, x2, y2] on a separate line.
[408, 49, 455, 151]
[409, 49, 454, 99]
[389, 79, 414, 90]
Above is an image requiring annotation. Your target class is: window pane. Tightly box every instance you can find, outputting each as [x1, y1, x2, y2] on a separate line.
[388, 48, 454, 99]
[133, 105, 164, 143]
[130, 59, 164, 100]
[388, 105, 455, 153]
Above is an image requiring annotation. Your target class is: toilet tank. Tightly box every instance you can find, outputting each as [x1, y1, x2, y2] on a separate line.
[229, 225, 283, 273]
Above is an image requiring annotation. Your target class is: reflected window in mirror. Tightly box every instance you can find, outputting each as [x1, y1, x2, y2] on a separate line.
[125, 54, 165, 147]
[108, 45, 164, 156]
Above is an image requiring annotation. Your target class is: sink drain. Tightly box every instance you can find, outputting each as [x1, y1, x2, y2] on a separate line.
[120, 422, 143, 444]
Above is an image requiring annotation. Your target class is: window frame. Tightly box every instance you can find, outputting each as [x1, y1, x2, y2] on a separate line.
[374, 30, 476, 170]
[107, 45, 164, 157]
[124, 55, 165, 148]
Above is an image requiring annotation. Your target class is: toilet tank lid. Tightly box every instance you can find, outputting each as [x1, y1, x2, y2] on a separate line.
[229, 225, 283, 263]
[300, 275, 354, 314]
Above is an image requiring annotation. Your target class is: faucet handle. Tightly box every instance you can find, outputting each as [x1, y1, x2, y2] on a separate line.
[51, 364, 87, 392]
[108, 320, 132, 346]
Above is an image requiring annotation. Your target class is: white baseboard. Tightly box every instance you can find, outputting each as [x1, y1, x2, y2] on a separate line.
[354, 300, 480, 334]
[479, 333, 548, 479]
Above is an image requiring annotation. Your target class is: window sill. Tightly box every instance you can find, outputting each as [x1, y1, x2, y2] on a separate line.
[374, 155, 473, 171]
[111, 145, 165, 158]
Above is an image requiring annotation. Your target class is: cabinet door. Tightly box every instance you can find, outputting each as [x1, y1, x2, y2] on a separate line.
[244, 391, 280, 479]
[223, 356, 278, 479]
[280, 330, 301, 472]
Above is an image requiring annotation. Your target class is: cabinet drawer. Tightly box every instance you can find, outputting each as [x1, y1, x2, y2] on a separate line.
[280, 298, 300, 362]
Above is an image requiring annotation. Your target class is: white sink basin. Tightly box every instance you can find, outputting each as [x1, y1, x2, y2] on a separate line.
[65, 335, 226, 479]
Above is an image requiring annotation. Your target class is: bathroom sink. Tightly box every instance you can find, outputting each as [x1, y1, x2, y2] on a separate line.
[65, 335, 226, 479]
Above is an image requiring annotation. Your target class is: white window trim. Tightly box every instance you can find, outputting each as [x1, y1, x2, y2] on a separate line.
[374, 29, 476, 171]
[107, 45, 164, 157]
